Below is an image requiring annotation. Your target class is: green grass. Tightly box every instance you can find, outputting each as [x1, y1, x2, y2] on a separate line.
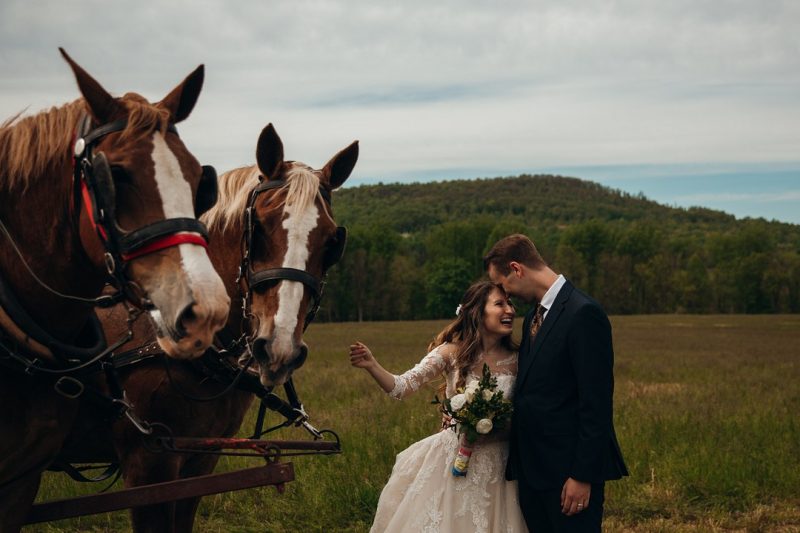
[27, 315, 800, 532]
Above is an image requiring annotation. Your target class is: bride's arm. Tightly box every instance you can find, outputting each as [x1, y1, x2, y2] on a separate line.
[349, 341, 396, 393]
[349, 342, 453, 399]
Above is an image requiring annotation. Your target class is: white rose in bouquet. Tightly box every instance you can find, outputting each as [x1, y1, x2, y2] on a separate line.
[476, 418, 493, 434]
[464, 380, 480, 402]
[482, 389, 494, 401]
[449, 393, 467, 411]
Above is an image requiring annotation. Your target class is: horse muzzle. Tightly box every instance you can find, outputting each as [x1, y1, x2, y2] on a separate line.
[251, 337, 308, 387]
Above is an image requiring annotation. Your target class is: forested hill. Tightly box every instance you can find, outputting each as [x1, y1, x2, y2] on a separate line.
[321, 174, 800, 322]
[335, 174, 735, 233]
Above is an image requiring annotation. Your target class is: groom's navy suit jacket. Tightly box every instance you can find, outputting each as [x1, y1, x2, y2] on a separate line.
[507, 280, 628, 489]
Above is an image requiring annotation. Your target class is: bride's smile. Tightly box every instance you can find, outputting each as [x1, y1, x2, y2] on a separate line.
[482, 287, 516, 338]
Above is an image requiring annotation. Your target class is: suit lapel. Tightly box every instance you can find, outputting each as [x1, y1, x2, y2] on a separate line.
[520, 308, 533, 350]
[516, 281, 574, 389]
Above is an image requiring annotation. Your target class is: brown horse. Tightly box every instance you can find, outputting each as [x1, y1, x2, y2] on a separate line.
[65, 123, 357, 532]
[0, 50, 229, 531]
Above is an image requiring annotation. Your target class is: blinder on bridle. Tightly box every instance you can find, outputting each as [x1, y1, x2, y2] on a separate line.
[73, 114, 218, 307]
[238, 176, 347, 332]
[324, 226, 347, 271]
[195, 165, 219, 218]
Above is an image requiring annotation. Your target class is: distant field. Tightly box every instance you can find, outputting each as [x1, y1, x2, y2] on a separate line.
[29, 315, 800, 532]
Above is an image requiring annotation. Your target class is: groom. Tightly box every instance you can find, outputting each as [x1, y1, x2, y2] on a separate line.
[484, 234, 627, 532]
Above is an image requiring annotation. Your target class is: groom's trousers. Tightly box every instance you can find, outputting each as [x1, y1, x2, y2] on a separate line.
[518, 481, 605, 533]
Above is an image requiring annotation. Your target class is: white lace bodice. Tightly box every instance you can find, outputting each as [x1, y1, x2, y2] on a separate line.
[388, 343, 518, 401]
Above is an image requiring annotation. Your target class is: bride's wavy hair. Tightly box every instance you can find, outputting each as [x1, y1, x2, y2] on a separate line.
[429, 280, 517, 391]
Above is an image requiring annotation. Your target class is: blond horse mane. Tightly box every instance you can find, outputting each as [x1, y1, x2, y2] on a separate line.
[203, 163, 325, 234]
[0, 94, 170, 192]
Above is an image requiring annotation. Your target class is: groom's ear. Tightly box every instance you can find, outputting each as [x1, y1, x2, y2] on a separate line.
[510, 261, 523, 277]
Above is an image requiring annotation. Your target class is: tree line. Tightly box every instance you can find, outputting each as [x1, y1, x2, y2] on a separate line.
[320, 175, 800, 320]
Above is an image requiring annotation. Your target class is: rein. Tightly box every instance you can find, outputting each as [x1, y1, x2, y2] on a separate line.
[108, 334, 326, 444]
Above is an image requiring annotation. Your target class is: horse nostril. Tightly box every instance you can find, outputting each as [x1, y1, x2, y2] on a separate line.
[291, 344, 308, 370]
[251, 337, 269, 363]
[175, 303, 196, 337]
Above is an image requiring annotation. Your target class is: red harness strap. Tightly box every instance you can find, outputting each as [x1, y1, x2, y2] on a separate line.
[80, 177, 109, 242]
[81, 178, 207, 261]
[121, 233, 208, 262]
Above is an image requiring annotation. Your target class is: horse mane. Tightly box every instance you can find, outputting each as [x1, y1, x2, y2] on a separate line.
[203, 163, 324, 234]
[0, 94, 170, 192]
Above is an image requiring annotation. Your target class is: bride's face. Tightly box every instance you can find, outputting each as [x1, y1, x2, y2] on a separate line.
[482, 287, 515, 337]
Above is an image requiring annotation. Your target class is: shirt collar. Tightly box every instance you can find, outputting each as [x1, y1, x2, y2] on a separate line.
[540, 274, 566, 311]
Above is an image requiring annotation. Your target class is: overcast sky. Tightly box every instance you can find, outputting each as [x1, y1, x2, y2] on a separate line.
[2, 0, 798, 223]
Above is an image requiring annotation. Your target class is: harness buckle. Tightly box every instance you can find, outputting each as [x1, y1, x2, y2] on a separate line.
[113, 391, 154, 435]
[300, 420, 324, 440]
[54, 376, 85, 399]
[104, 252, 116, 275]
[73, 137, 86, 157]
[94, 290, 123, 308]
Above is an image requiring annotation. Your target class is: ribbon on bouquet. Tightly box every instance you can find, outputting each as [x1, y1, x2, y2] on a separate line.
[451, 443, 474, 476]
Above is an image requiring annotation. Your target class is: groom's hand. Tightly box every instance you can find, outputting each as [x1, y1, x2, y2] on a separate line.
[561, 477, 591, 515]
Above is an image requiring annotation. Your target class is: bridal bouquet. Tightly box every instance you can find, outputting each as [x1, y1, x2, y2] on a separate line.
[433, 364, 513, 477]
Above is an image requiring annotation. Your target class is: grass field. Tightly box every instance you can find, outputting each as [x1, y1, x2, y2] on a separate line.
[28, 315, 800, 532]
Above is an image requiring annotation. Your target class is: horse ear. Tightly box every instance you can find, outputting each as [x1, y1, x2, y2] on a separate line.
[157, 64, 204, 123]
[59, 48, 120, 123]
[256, 123, 284, 180]
[322, 141, 359, 189]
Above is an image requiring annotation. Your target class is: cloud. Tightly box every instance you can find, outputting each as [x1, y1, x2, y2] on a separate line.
[1, 0, 799, 224]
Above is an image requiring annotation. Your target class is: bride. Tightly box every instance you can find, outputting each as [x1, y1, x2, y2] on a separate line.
[349, 281, 529, 532]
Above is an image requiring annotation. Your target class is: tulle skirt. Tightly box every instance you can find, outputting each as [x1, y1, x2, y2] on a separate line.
[370, 430, 528, 533]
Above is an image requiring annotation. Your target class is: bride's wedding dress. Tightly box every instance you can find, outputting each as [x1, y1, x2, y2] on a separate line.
[370, 344, 529, 533]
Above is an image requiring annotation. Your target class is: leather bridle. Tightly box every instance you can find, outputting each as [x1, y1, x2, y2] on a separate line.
[236, 176, 346, 334]
[72, 114, 217, 308]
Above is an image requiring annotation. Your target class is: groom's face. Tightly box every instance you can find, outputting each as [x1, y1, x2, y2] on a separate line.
[488, 263, 520, 299]
[488, 262, 535, 304]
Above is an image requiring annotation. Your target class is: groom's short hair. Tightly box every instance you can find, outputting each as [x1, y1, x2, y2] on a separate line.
[483, 234, 546, 275]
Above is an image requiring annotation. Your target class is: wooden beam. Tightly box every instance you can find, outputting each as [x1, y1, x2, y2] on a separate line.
[26, 463, 294, 524]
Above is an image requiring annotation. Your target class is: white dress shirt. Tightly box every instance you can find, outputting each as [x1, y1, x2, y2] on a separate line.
[539, 274, 566, 320]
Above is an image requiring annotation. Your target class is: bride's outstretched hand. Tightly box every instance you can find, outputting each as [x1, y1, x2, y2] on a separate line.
[349, 341, 376, 369]
[349, 342, 396, 393]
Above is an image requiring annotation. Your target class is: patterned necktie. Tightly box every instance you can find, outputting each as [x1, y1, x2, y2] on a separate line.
[529, 304, 545, 340]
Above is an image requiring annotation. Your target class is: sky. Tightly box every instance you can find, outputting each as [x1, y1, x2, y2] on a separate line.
[1, 1, 798, 224]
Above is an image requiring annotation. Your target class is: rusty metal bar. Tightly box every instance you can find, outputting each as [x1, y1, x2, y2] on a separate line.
[25, 462, 294, 524]
[169, 437, 340, 452]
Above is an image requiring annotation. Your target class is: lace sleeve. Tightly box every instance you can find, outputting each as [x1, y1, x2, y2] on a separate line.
[388, 344, 451, 400]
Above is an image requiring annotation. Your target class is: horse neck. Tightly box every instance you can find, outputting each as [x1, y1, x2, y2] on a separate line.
[0, 162, 105, 343]
[206, 221, 247, 337]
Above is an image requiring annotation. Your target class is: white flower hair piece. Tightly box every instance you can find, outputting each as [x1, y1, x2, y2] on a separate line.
[455, 304, 463, 316]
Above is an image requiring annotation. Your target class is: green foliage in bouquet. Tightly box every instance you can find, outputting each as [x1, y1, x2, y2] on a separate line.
[433, 363, 514, 444]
